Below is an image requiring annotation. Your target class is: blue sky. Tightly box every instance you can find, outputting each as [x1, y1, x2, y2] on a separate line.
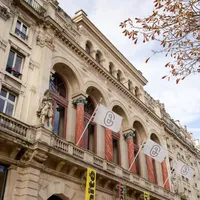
[58, 0, 200, 139]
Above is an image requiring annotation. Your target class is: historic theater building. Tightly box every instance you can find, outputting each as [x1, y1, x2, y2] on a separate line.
[0, 0, 200, 199]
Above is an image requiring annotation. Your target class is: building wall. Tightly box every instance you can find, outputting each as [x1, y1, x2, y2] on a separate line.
[0, 0, 199, 200]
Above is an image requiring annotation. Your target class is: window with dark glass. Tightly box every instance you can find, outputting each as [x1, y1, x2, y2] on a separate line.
[49, 73, 67, 138]
[6, 49, 23, 79]
[0, 88, 16, 116]
[152, 159, 158, 184]
[83, 97, 96, 152]
[117, 71, 121, 82]
[15, 20, 28, 40]
[85, 43, 91, 54]
[0, 164, 8, 200]
[113, 137, 120, 165]
[96, 53, 101, 64]
[133, 132, 140, 175]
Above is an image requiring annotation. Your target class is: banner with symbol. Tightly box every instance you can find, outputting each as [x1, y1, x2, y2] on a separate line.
[175, 160, 195, 179]
[142, 139, 168, 163]
[85, 168, 96, 200]
[93, 104, 122, 132]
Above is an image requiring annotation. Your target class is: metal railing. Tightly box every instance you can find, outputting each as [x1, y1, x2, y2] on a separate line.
[23, 0, 45, 14]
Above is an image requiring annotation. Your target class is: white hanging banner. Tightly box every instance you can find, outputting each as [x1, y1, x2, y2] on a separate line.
[175, 160, 195, 179]
[142, 139, 168, 163]
[93, 104, 122, 133]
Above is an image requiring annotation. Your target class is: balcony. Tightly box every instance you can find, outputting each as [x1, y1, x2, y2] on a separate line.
[13, 0, 46, 18]
[23, 0, 45, 14]
[0, 112, 31, 140]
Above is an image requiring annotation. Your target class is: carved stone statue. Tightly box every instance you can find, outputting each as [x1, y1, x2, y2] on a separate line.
[37, 90, 54, 130]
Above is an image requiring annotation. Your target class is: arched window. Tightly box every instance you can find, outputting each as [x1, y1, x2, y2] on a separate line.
[133, 131, 140, 176]
[109, 62, 115, 75]
[85, 41, 93, 55]
[117, 70, 122, 82]
[84, 97, 96, 153]
[135, 86, 140, 98]
[128, 80, 133, 92]
[49, 73, 68, 138]
[96, 52, 101, 64]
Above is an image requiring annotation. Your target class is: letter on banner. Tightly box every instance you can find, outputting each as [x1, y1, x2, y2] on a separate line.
[144, 191, 150, 200]
[119, 181, 126, 200]
[85, 168, 96, 200]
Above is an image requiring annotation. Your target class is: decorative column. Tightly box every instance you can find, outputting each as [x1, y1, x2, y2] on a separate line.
[124, 130, 137, 174]
[162, 160, 170, 190]
[146, 156, 156, 183]
[73, 95, 87, 147]
[105, 128, 113, 162]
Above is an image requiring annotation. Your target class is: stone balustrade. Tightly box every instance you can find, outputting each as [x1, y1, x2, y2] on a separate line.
[0, 115, 175, 199]
[0, 112, 30, 138]
[49, 134, 175, 199]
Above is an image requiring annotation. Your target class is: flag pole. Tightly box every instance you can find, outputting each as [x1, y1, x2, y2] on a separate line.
[128, 141, 145, 171]
[76, 98, 102, 146]
[162, 168, 174, 188]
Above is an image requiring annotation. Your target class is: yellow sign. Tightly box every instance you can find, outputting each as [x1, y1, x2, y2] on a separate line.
[85, 168, 96, 200]
[144, 191, 150, 200]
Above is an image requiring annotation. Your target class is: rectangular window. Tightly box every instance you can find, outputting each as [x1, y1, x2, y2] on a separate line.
[53, 103, 65, 137]
[0, 164, 8, 200]
[113, 138, 120, 165]
[15, 20, 28, 40]
[6, 49, 23, 79]
[83, 118, 96, 153]
[0, 88, 16, 116]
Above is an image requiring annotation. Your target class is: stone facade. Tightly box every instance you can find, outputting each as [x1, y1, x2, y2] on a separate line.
[0, 0, 200, 200]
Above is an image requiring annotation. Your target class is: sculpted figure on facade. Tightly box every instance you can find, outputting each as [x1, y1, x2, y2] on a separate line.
[37, 90, 54, 130]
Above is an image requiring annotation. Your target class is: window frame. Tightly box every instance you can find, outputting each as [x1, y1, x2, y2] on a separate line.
[49, 73, 68, 139]
[0, 164, 8, 200]
[6, 48, 24, 79]
[15, 19, 28, 40]
[112, 132, 121, 166]
[0, 88, 17, 117]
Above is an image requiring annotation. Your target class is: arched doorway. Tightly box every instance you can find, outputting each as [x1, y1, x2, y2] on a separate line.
[48, 195, 62, 200]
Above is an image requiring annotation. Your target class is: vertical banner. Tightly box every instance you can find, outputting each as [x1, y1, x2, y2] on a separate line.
[119, 181, 126, 200]
[144, 191, 150, 200]
[85, 168, 96, 200]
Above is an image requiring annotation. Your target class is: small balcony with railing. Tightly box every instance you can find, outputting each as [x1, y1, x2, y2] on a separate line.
[13, 0, 46, 18]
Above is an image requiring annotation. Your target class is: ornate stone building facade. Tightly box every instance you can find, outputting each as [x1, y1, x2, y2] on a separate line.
[0, 0, 199, 200]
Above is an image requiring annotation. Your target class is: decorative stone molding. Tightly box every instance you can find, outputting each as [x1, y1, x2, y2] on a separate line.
[123, 129, 136, 140]
[9, 40, 30, 56]
[0, 5, 10, 20]
[0, 38, 7, 51]
[72, 92, 88, 107]
[29, 59, 40, 69]
[36, 33, 55, 50]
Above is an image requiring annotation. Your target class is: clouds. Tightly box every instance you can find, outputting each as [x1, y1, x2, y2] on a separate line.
[58, 0, 200, 138]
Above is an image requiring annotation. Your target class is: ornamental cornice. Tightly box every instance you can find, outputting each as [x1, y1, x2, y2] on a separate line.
[42, 17, 162, 124]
